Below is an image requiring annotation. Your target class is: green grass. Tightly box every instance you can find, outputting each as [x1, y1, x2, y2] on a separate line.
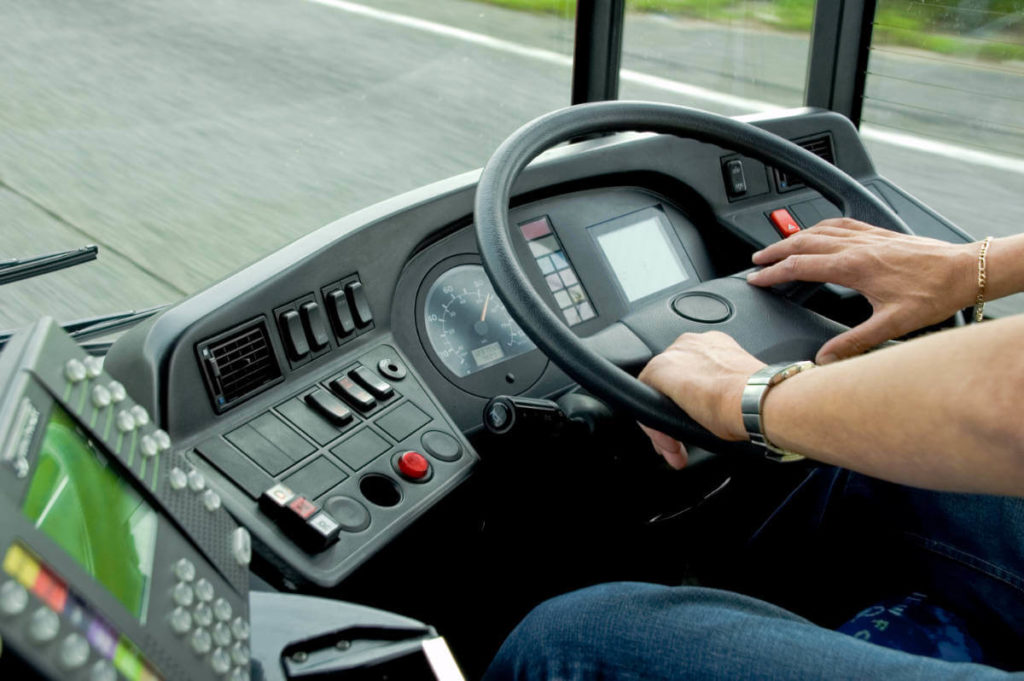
[469, 0, 1024, 62]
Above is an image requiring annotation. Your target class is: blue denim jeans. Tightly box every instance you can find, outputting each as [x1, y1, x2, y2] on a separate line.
[483, 469, 1024, 680]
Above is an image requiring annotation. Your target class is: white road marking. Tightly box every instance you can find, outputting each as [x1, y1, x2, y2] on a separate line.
[306, 0, 1024, 175]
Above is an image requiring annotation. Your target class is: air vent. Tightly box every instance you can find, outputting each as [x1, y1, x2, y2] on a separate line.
[775, 134, 835, 192]
[197, 318, 283, 413]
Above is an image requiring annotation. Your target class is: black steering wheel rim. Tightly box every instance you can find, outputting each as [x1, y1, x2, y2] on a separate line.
[474, 101, 909, 452]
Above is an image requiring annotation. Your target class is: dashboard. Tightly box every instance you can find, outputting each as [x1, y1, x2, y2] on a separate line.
[101, 107, 974, 591]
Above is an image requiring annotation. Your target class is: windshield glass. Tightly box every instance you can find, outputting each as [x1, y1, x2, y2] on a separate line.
[0, 0, 575, 329]
[2, 0, 1021, 328]
[620, 0, 812, 112]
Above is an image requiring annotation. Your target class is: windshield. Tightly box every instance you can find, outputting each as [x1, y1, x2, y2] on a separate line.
[1, 0, 1022, 329]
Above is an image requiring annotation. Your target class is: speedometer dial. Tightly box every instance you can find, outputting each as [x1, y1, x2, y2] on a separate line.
[423, 264, 536, 378]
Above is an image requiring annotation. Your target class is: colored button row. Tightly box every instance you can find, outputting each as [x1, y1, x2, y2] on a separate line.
[2, 544, 162, 681]
[259, 483, 341, 552]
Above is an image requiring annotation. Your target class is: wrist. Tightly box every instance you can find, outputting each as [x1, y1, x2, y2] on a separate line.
[952, 241, 984, 311]
[742, 361, 815, 460]
[722, 363, 766, 441]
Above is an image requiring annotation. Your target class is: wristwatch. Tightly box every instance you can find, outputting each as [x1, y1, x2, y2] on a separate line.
[741, 361, 815, 462]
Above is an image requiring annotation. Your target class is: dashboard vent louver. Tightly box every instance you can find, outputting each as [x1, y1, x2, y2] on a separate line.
[197, 318, 283, 413]
[775, 134, 835, 192]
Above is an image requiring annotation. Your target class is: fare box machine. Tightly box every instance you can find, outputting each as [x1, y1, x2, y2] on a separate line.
[0, 319, 253, 681]
[0, 319, 466, 681]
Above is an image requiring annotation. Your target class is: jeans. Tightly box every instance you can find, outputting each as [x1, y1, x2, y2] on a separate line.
[482, 469, 1024, 680]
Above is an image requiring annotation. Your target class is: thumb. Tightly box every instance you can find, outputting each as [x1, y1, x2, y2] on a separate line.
[816, 313, 898, 364]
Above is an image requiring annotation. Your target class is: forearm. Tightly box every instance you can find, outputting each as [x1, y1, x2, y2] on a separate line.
[762, 315, 1024, 495]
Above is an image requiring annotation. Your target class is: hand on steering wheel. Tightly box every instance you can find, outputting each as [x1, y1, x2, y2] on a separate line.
[748, 218, 978, 364]
[638, 332, 765, 468]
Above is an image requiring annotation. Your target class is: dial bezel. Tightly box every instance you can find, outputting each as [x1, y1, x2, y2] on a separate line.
[415, 255, 547, 398]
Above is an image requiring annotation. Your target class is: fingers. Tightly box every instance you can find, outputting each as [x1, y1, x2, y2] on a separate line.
[753, 232, 841, 266]
[815, 311, 899, 364]
[638, 423, 688, 469]
[746, 253, 839, 287]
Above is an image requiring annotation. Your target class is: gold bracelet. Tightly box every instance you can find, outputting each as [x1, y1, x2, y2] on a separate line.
[974, 236, 993, 323]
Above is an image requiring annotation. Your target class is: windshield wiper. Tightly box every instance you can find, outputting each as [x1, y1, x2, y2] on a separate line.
[0, 304, 168, 352]
[0, 244, 98, 286]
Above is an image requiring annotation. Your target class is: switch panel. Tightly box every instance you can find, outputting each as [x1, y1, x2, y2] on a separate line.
[274, 293, 332, 369]
[321, 275, 372, 345]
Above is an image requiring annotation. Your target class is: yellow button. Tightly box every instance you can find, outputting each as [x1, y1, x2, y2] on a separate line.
[3, 544, 40, 588]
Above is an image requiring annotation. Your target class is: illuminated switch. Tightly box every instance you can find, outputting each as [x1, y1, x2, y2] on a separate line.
[258, 484, 295, 518]
[329, 375, 376, 412]
[304, 512, 341, 552]
[287, 496, 318, 522]
[304, 389, 353, 426]
[769, 209, 801, 238]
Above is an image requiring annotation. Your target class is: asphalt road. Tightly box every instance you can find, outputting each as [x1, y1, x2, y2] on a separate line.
[1, 0, 1022, 330]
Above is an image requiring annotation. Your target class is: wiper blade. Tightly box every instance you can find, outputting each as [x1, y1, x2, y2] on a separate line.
[0, 245, 98, 286]
[0, 304, 168, 351]
[65, 304, 168, 341]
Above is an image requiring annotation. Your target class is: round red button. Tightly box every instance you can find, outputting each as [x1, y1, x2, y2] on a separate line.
[398, 451, 430, 480]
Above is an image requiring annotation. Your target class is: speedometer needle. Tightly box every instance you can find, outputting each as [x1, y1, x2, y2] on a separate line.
[480, 293, 491, 322]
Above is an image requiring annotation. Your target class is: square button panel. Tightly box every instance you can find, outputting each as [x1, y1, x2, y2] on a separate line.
[518, 215, 594, 327]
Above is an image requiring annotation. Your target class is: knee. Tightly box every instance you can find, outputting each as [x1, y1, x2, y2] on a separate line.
[483, 582, 683, 681]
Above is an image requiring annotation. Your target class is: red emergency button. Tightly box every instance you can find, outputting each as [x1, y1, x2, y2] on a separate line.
[397, 451, 430, 480]
[769, 209, 801, 238]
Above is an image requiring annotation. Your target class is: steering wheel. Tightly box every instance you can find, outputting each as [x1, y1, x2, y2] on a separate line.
[474, 101, 911, 455]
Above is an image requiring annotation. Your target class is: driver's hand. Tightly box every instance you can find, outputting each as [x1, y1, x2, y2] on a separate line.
[747, 218, 978, 364]
[637, 331, 764, 469]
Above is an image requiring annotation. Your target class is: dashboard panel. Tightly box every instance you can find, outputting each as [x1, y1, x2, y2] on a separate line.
[397, 187, 716, 410]
[101, 108, 976, 590]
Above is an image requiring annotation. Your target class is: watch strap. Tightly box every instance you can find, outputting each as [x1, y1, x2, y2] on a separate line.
[741, 361, 815, 462]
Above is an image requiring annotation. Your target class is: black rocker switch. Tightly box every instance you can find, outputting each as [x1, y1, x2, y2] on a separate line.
[305, 388, 354, 426]
[326, 289, 355, 337]
[329, 375, 376, 411]
[345, 281, 373, 327]
[349, 366, 393, 400]
[300, 301, 330, 350]
[280, 310, 310, 360]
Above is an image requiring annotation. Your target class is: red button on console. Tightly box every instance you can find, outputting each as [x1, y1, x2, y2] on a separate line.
[769, 209, 801, 238]
[397, 451, 430, 480]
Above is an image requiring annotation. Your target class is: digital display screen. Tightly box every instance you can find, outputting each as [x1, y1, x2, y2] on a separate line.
[471, 341, 506, 368]
[592, 211, 690, 302]
[22, 405, 157, 622]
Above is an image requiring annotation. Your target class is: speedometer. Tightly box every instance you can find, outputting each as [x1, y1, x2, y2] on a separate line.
[423, 264, 536, 378]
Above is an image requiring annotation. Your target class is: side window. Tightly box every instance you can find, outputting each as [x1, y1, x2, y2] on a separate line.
[861, 0, 1024, 315]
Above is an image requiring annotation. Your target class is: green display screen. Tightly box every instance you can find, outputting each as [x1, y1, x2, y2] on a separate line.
[22, 405, 157, 621]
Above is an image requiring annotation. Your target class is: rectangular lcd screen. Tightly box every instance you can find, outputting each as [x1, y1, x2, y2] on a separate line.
[471, 341, 506, 368]
[22, 405, 157, 622]
[592, 211, 690, 303]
